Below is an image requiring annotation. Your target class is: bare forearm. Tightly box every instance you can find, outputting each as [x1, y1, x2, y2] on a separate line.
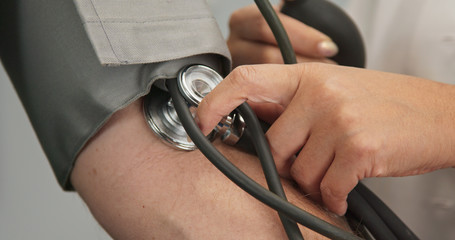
[71, 98, 349, 239]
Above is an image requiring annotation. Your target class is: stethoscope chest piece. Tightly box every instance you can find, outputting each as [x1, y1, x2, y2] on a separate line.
[177, 64, 223, 106]
[143, 88, 196, 150]
[144, 64, 223, 151]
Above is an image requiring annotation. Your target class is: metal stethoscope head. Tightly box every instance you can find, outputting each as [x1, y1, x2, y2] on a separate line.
[144, 64, 245, 151]
[177, 65, 222, 106]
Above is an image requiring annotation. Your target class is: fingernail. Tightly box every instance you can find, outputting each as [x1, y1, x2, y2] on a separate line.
[318, 40, 338, 57]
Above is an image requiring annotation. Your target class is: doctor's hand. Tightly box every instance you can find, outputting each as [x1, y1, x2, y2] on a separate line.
[196, 63, 455, 216]
[227, 4, 338, 68]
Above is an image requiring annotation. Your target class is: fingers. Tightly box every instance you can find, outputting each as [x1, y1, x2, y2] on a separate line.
[278, 13, 338, 58]
[196, 64, 303, 135]
[247, 101, 284, 124]
[265, 97, 312, 175]
[319, 153, 363, 216]
[228, 38, 285, 66]
[289, 134, 369, 216]
[297, 55, 337, 65]
[289, 129, 336, 204]
[229, 4, 338, 59]
[318, 134, 378, 215]
[229, 38, 336, 67]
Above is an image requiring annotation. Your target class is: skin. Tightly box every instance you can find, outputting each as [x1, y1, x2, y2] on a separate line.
[70, 4, 354, 239]
[71, 98, 350, 239]
[197, 63, 455, 216]
[227, 4, 338, 68]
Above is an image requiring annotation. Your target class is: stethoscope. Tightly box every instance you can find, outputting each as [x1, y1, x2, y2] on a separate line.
[143, 0, 419, 239]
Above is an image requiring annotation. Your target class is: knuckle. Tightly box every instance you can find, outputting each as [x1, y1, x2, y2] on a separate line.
[269, 144, 285, 164]
[333, 105, 359, 130]
[301, 63, 345, 104]
[370, 162, 387, 177]
[290, 163, 304, 183]
[306, 79, 340, 108]
[320, 79, 342, 101]
[345, 134, 382, 166]
[320, 181, 345, 202]
[230, 65, 258, 88]
[289, 163, 316, 192]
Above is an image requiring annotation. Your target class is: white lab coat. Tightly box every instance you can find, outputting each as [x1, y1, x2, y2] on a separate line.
[339, 1, 455, 239]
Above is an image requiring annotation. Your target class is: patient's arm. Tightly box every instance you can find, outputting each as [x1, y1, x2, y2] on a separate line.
[71, 98, 350, 239]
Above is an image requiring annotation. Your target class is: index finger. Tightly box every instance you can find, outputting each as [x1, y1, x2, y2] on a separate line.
[196, 64, 304, 135]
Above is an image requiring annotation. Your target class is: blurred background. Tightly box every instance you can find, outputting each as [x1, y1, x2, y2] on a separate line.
[1, 0, 454, 239]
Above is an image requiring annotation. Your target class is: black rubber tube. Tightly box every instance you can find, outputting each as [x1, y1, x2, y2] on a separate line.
[281, 0, 366, 67]
[167, 79, 361, 240]
[234, 118, 403, 240]
[347, 189, 398, 240]
[236, 103, 304, 240]
[254, 0, 297, 64]
[356, 182, 419, 240]
[273, 0, 415, 238]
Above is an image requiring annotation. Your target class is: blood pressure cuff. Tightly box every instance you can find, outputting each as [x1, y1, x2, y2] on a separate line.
[0, 0, 231, 190]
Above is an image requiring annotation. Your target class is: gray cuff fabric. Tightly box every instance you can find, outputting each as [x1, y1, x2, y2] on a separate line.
[0, 0, 231, 190]
[74, 0, 231, 66]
